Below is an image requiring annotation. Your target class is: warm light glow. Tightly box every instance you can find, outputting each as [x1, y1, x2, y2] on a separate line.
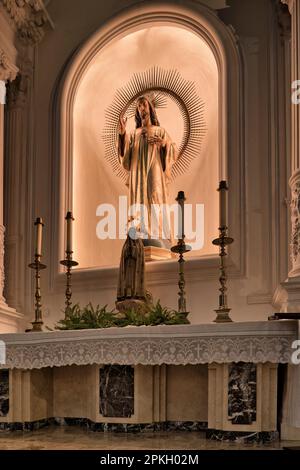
[73, 25, 219, 268]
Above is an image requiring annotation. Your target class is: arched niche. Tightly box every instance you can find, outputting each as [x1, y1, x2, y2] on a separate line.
[51, 2, 244, 288]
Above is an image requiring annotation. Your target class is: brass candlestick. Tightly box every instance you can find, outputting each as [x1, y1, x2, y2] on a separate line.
[171, 191, 191, 321]
[28, 254, 47, 332]
[212, 226, 234, 322]
[171, 241, 191, 319]
[60, 251, 78, 314]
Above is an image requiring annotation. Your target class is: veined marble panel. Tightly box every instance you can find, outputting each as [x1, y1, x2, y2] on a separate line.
[100, 365, 134, 418]
[228, 363, 257, 425]
[0, 370, 9, 417]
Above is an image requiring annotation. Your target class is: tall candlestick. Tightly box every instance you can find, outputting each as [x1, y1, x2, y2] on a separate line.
[35, 217, 44, 256]
[212, 225, 234, 323]
[219, 180, 228, 228]
[176, 191, 186, 240]
[213, 181, 234, 323]
[28, 218, 47, 332]
[66, 211, 74, 253]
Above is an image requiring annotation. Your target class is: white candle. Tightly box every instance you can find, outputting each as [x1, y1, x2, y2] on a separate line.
[35, 217, 43, 256]
[219, 181, 228, 228]
[177, 191, 185, 240]
[66, 211, 73, 253]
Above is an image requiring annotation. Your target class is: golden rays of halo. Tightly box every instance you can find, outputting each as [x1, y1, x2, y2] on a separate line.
[102, 66, 206, 182]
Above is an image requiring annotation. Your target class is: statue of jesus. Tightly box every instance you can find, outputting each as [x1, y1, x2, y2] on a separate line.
[118, 95, 177, 245]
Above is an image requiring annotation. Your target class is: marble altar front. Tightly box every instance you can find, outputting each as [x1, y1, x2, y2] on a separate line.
[0, 321, 297, 438]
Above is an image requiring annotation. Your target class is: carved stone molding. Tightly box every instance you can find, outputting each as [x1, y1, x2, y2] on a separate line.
[0, 321, 297, 369]
[6, 71, 29, 108]
[240, 37, 260, 55]
[277, 1, 292, 41]
[0, 47, 18, 81]
[290, 177, 300, 266]
[2, 0, 50, 44]
[281, 0, 295, 14]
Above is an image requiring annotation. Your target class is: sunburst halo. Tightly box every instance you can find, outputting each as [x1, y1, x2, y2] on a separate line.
[103, 66, 206, 181]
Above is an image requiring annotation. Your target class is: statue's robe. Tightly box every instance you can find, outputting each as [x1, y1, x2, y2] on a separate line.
[118, 125, 177, 241]
[117, 234, 145, 300]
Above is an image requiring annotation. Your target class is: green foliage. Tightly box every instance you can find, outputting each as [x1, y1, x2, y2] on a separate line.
[115, 308, 146, 327]
[148, 301, 189, 325]
[56, 303, 116, 330]
[55, 300, 189, 330]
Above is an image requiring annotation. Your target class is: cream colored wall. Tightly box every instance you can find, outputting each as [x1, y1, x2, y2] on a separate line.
[2, 0, 289, 328]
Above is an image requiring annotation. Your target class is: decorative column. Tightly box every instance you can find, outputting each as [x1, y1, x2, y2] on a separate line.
[4, 70, 31, 314]
[0, 49, 23, 331]
[279, 0, 300, 439]
[279, 0, 300, 311]
[0, 1, 52, 331]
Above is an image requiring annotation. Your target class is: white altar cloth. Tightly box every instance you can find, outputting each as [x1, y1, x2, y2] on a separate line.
[0, 320, 297, 369]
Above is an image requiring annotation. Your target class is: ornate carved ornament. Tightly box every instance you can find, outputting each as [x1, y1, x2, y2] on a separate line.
[281, 0, 295, 14]
[2, 0, 51, 44]
[0, 47, 18, 81]
[277, 0, 291, 40]
[5, 72, 29, 107]
[290, 179, 300, 263]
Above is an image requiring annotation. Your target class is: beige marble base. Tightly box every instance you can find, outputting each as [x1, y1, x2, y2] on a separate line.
[281, 423, 300, 440]
[0, 303, 23, 333]
[1, 364, 208, 425]
[144, 246, 173, 262]
[0, 362, 282, 433]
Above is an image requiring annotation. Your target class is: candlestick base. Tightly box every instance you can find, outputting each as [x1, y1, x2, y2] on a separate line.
[177, 311, 190, 323]
[26, 320, 44, 332]
[60, 252, 78, 315]
[171, 243, 192, 255]
[60, 259, 79, 268]
[28, 261, 47, 270]
[171, 240, 191, 320]
[213, 307, 233, 323]
[212, 236, 234, 246]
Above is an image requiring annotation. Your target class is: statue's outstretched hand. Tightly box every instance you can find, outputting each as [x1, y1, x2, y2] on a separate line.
[148, 135, 166, 148]
[119, 113, 127, 135]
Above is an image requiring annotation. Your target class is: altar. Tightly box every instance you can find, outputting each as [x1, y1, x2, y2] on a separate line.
[0, 320, 297, 437]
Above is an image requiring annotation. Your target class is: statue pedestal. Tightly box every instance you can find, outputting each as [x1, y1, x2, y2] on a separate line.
[115, 298, 148, 315]
[276, 277, 300, 313]
[0, 303, 23, 333]
[144, 246, 173, 262]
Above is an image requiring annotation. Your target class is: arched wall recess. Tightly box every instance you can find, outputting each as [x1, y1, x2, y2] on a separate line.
[50, 1, 245, 291]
